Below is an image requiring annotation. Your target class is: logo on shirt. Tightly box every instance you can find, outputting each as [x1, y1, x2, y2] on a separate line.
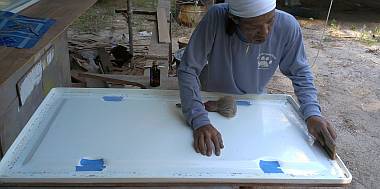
[257, 53, 277, 69]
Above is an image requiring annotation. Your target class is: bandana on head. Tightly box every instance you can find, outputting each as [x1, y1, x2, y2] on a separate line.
[227, 0, 276, 18]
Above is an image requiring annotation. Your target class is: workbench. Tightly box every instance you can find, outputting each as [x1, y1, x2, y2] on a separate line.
[0, 88, 352, 188]
[0, 0, 97, 157]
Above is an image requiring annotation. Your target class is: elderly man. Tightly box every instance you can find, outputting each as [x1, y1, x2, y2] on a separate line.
[178, 0, 337, 157]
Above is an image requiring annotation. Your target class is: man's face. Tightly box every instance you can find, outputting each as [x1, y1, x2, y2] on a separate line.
[237, 10, 275, 44]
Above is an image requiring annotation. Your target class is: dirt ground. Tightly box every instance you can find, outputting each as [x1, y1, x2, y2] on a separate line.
[267, 10, 380, 188]
[68, 1, 379, 188]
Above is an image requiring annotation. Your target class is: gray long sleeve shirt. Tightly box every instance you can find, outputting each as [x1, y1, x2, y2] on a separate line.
[178, 4, 321, 130]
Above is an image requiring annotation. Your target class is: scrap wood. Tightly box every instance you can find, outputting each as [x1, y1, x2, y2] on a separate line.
[133, 44, 150, 46]
[115, 9, 156, 15]
[70, 70, 87, 84]
[76, 51, 107, 88]
[78, 72, 147, 89]
[110, 67, 125, 72]
[70, 56, 89, 71]
[145, 54, 168, 60]
[133, 10, 156, 15]
[97, 47, 113, 74]
[78, 72, 178, 90]
[71, 82, 86, 88]
[70, 37, 98, 43]
[83, 74, 107, 88]
[69, 44, 108, 51]
[69, 38, 109, 51]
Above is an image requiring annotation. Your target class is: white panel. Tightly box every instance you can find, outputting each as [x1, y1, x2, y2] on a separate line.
[0, 88, 351, 185]
[17, 61, 43, 106]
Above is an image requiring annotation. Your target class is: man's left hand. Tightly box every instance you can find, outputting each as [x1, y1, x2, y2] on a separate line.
[306, 116, 337, 159]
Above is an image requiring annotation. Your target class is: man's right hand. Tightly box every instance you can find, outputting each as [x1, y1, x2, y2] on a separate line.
[193, 124, 224, 156]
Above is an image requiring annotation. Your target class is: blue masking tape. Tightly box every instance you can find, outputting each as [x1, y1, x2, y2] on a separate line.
[236, 100, 252, 106]
[259, 160, 283, 173]
[76, 165, 105, 171]
[80, 158, 104, 166]
[102, 96, 124, 102]
[76, 158, 105, 172]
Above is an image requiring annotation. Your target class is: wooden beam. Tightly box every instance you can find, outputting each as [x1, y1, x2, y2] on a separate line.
[78, 72, 178, 90]
[126, 0, 134, 57]
[70, 70, 87, 84]
[156, 7, 170, 44]
[158, 0, 171, 9]
[145, 54, 168, 60]
[116, 9, 156, 15]
[147, 21, 169, 59]
[133, 10, 157, 15]
[78, 73, 147, 89]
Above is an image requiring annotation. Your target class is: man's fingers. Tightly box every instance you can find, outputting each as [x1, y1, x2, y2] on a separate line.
[309, 127, 324, 146]
[315, 129, 325, 146]
[193, 134, 200, 153]
[205, 135, 213, 156]
[321, 125, 337, 160]
[217, 132, 224, 149]
[322, 126, 335, 147]
[198, 134, 206, 155]
[211, 135, 221, 156]
[326, 122, 337, 140]
[193, 125, 223, 157]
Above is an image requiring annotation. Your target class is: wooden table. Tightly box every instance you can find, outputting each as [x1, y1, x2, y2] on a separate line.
[0, 0, 97, 157]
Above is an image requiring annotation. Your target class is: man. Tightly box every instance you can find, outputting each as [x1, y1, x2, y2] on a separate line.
[178, 0, 337, 157]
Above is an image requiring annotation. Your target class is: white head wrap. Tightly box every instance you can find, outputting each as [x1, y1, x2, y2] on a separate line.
[227, 0, 276, 18]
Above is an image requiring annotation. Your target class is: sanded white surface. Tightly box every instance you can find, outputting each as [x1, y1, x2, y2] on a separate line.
[0, 88, 351, 184]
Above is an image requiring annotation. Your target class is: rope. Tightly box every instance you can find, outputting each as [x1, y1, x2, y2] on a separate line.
[311, 0, 334, 68]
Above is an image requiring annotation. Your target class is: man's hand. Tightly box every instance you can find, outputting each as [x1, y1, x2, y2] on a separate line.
[307, 116, 337, 159]
[193, 124, 224, 156]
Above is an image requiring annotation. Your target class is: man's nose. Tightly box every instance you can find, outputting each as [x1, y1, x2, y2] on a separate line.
[256, 25, 269, 37]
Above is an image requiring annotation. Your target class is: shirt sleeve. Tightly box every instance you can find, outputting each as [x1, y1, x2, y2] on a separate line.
[177, 6, 220, 130]
[279, 16, 322, 120]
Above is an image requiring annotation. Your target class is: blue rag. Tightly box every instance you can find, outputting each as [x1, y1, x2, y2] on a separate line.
[0, 11, 55, 48]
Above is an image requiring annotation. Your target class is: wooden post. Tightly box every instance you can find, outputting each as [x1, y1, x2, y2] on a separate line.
[126, 0, 134, 62]
[169, 12, 173, 69]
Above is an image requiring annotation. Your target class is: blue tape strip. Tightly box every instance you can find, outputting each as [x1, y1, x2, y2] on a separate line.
[259, 160, 283, 173]
[236, 100, 252, 106]
[102, 96, 124, 102]
[76, 165, 105, 171]
[80, 159, 104, 166]
[76, 158, 105, 172]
